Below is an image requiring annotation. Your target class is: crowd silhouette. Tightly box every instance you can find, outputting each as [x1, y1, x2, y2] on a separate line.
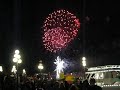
[0, 73, 102, 90]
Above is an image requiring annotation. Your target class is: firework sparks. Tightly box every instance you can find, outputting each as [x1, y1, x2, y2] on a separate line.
[54, 56, 64, 79]
[43, 9, 80, 53]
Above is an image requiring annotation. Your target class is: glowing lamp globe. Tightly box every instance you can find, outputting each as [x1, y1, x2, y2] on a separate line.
[13, 58, 17, 62]
[15, 50, 19, 54]
[18, 59, 22, 64]
[38, 64, 44, 70]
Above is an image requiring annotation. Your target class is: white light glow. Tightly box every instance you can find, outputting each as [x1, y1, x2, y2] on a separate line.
[13, 58, 17, 62]
[82, 57, 86, 67]
[82, 60, 86, 67]
[88, 65, 120, 71]
[38, 63, 44, 70]
[23, 69, 26, 74]
[38, 61, 44, 70]
[0, 66, 3, 72]
[82, 57, 86, 61]
[15, 50, 19, 54]
[14, 54, 21, 59]
[54, 56, 64, 79]
[13, 50, 22, 64]
[11, 65, 17, 74]
[102, 84, 120, 87]
[18, 59, 22, 64]
[95, 73, 99, 79]
[86, 70, 120, 74]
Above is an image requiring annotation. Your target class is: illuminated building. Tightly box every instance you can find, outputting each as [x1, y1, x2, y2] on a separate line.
[86, 65, 120, 87]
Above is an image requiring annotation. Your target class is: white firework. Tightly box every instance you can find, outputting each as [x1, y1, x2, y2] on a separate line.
[54, 56, 64, 79]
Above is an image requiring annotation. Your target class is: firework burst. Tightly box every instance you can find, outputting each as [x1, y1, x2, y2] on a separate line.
[43, 9, 80, 53]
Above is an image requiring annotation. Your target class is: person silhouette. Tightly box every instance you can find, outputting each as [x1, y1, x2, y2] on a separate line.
[88, 78, 102, 90]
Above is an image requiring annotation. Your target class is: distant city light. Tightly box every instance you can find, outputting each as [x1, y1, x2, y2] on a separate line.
[54, 56, 64, 79]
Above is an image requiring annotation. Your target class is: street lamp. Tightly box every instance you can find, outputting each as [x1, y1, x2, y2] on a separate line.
[38, 60, 44, 71]
[13, 49, 22, 90]
[0, 66, 3, 72]
[13, 50, 22, 64]
[82, 56, 86, 79]
[38, 60, 44, 78]
[82, 57, 86, 67]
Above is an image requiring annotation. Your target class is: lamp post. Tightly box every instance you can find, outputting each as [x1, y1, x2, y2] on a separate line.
[38, 60, 44, 78]
[82, 56, 86, 79]
[13, 49, 22, 90]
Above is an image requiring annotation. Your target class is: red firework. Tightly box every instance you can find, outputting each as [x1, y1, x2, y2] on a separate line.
[43, 9, 80, 53]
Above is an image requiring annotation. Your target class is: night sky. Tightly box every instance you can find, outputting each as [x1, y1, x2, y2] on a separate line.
[0, 0, 120, 74]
